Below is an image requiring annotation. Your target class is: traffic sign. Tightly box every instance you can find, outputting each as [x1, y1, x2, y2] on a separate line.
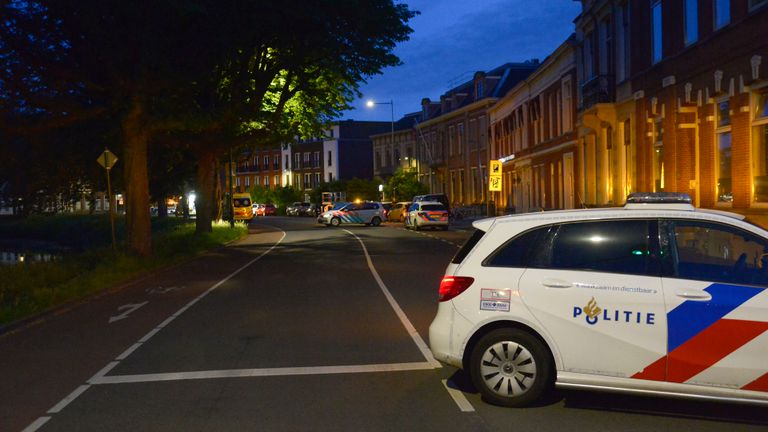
[97, 149, 118, 170]
[490, 159, 502, 176]
[489, 175, 502, 191]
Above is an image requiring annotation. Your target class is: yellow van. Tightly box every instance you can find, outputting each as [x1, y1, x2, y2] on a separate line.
[232, 193, 254, 222]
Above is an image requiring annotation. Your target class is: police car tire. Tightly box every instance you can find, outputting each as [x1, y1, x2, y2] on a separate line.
[469, 328, 553, 408]
[330, 217, 341, 227]
[371, 217, 381, 227]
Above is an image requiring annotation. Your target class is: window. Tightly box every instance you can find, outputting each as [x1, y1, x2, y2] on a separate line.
[245, 176, 250, 187]
[264, 175, 269, 187]
[716, 100, 732, 202]
[274, 175, 279, 187]
[303, 152, 310, 166]
[328, 150, 332, 166]
[753, 92, 768, 202]
[750, 0, 768, 10]
[616, 3, 631, 82]
[294, 153, 301, 169]
[236, 177, 241, 187]
[583, 31, 594, 79]
[457, 123, 464, 155]
[284, 154, 289, 170]
[663, 220, 768, 285]
[685, 0, 698, 45]
[448, 126, 455, 156]
[314, 151, 320, 168]
[484, 226, 551, 267]
[714, 0, 730, 29]
[562, 78, 573, 132]
[652, 0, 663, 64]
[303, 173, 311, 189]
[328, 173, 333, 182]
[653, 118, 665, 192]
[530, 220, 657, 276]
[314, 172, 321, 186]
[263, 155, 269, 169]
[452, 229, 486, 264]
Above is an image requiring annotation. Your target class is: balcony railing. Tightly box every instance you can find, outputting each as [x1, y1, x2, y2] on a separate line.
[581, 74, 615, 110]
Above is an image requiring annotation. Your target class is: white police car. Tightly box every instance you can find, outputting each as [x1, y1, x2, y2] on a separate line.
[429, 193, 768, 407]
[405, 201, 449, 230]
[318, 201, 385, 227]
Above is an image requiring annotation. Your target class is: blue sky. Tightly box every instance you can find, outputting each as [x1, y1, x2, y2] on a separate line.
[344, 0, 582, 122]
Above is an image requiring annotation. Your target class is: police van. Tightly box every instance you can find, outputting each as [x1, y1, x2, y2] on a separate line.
[429, 193, 768, 407]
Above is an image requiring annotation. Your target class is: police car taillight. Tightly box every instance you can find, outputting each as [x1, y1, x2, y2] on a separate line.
[438, 276, 474, 302]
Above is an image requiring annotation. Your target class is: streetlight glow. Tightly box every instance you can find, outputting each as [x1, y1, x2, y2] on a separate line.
[366, 100, 375, 108]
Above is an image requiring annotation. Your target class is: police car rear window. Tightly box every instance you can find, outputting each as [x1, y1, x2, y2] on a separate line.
[452, 229, 485, 264]
[422, 204, 445, 211]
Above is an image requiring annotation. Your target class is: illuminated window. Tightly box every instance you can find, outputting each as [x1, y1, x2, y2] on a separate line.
[653, 118, 664, 192]
[716, 100, 732, 203]
[753, 92, 768, 202]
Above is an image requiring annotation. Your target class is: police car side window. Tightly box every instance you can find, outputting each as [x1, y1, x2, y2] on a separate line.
[532, 220, 655, 276]
[483, 226, 551, 267]
[666, 220, 768, 286]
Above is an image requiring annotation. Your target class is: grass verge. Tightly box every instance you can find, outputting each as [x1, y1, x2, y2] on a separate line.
[0, 219, 248, 327]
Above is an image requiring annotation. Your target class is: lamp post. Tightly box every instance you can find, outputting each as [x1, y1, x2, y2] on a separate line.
[366, 99, 395, 166]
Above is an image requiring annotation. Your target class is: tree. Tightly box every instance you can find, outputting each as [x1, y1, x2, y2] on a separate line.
[1, 0, 416, 255]
[384, 168, 428, 202]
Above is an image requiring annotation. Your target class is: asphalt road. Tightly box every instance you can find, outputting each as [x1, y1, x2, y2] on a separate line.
[2, 216, 767, 431]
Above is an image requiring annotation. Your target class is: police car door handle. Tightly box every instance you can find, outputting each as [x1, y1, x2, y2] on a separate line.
[542, 279, 572, 288]
[674, 289, 712, 301]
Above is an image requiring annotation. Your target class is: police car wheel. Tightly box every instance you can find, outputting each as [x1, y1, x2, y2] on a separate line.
[330, 217, 341, 227]
[469, 328, 553, 408]
[371, 217, 381, 227]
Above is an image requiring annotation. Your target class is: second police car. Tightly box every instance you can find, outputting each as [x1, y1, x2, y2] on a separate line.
[318, 201, 385, 227]
[428, 193, 768, 408]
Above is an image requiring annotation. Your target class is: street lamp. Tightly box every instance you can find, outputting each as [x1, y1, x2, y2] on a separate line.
[366, 99, 395, 160]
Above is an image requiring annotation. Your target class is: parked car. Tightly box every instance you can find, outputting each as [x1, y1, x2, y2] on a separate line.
[405, 201, 449, 230]
[429, 192, 768, 408]
[318, 201, 385, 227]
[286, 202, 311, 216]
[387, 201, 412, 222]
[255, 203, 276, 216]
[381, 202, 393, 219]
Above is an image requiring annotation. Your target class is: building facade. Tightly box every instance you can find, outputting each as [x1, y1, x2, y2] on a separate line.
[233, 147, 283, 194]
[573, 0, 768, 211]
[489, 38, 579, 213]
[414, 62, 540, 207]
[371, 113, 421, 180]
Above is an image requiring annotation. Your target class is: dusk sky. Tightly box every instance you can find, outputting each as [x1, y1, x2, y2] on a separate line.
[345, 0, 582, 122]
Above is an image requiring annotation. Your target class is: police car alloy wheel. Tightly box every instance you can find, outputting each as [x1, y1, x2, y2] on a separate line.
[371, 216, 381, 227]
[330, 217, 341, 227]
[469, 328, 553, 407]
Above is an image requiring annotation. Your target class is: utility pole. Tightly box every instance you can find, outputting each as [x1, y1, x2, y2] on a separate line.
[229, 148, 235, 228]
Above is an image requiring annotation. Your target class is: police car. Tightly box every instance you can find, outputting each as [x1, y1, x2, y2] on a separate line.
[428, 193, 768, 407]
[318, 201, 385, 227]
[405, 201, 449, 230]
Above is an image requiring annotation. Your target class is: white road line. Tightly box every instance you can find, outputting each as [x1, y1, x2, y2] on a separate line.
[21, 416, 50, 432]
[343, 229, 442, 369]
[91, 362, 435, 385]
[23, 227, 287, 431]
[441, 379, 475, 412]
[47, 385, 90, 414]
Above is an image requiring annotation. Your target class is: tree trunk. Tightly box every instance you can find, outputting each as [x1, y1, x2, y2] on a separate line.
[122, 95, 152, 256]
[195, 149, 216, 233]
[214, 158, 223, 221]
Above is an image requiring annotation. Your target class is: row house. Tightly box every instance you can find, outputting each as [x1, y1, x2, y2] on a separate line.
[573, 0, 768, 210]
[371, 113, 421, 180]
[414, 62, 539, 207]
[232, 147, 283, 193]
[283, 120, 390, 191]
[489, 38, 579, 213]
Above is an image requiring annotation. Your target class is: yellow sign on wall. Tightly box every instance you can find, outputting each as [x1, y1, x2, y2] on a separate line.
[489, 175, 502, 191]
[490, 159, 502, 176]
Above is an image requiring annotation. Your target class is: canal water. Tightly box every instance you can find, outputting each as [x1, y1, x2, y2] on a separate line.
[0, 240, 66, 265]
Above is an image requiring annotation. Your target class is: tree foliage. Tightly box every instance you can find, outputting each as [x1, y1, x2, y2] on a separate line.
[1, 0, 416, 255]
[384, 168, 428, 202]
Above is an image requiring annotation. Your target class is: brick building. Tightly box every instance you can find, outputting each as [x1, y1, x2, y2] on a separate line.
[414, 62, 539, 207]
[573, 0, 768, 210]
[371, 113, 421, 181]
[232, 147, 283, 193]
[489, 38, 579, 212]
